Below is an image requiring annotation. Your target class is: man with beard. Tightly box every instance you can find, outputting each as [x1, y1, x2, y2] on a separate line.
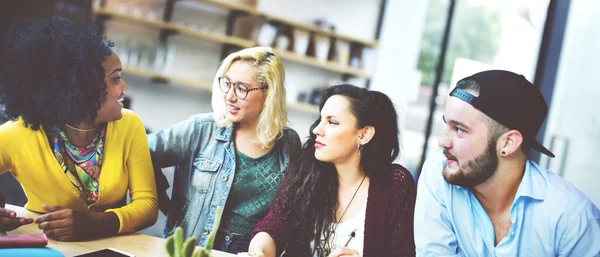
[414, 70, 600, 257]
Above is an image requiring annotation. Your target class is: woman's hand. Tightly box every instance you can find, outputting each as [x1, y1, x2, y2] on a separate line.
[248, 232, 276, 257]
[0, 208, 33, 232]
[34, 205, 94, 241]
[327, 247, 361, 257]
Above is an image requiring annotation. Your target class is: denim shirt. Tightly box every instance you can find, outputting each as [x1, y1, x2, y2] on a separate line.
[147, 113, 301, 246]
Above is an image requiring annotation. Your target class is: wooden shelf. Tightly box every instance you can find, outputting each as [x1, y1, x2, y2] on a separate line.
[95, 8, 175, 30]
[288, 102, 319, 114]
[261, 13, 378, 47]
[123, 66, 213, 91]
[95, 7, 371, 78]
[193, 0, 377, 47]
[168, 76, 213, 91]
[123, 66, 170, 81]
[176, 26, 254, 48]
[94, 8, 254, 48]
[274, 50, 371, 79]
[193, 0, 260, 15]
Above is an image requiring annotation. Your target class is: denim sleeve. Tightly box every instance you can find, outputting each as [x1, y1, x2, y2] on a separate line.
[147, 116, 199, 168]
[147, 116, 200, 214]
[557, 201, 600, 257]
[414, 155, 461, 257]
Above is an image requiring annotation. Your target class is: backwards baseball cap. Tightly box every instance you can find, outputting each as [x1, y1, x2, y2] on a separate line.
[449, 70, 555, 158]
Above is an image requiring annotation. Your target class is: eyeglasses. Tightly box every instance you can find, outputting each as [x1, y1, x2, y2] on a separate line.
[218, 76, 268, 100]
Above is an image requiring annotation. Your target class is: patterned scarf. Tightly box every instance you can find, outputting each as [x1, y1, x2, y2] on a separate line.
[48, 124, 107, 204]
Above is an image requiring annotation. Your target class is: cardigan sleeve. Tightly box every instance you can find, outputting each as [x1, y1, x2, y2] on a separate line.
[387, 164, 417, 256]
[252, 180, 291, 256]
[106, 113, 158, 233]
[0, 121, 17, 174]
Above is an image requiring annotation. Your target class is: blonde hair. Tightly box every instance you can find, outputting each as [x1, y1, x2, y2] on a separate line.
[211, 47, 287, 149]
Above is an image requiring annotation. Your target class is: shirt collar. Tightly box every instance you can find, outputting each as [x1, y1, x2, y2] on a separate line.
[215, 125, 234, 141]
[514, 160, 548, 201]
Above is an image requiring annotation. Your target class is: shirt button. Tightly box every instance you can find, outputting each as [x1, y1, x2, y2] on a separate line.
[211, 204, 217, 209]
[204, 228, 209, 235]
[221, 175, 228, 182]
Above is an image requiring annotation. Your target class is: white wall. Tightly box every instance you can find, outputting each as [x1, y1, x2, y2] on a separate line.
[369, 0, 430, 172]
[540, 0, 600, 206]
[257, 0, 380, 41]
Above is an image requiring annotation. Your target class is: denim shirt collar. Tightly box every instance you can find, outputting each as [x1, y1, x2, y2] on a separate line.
[213, 124, 297, 170]
[215, 125, 234, 142]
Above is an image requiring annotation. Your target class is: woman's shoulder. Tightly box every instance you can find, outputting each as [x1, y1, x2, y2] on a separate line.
[390, 164, 414, 182]
[0, 118, 23, 133]
[0, 118, 37, 139]
[279, 127, 301, 151]
[0, 118, 40, 153]
[181, 112, 218, 130]
[375, 164, 416, 191]
[189, 112, 216, 123]
[116, 108, 142, 124]
[281, 127, 300, 141]
[110, 109, 145, 133]
[117, 109, 216, 127]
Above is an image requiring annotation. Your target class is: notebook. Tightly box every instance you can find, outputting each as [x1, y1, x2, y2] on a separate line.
[0, 233, 48, 248]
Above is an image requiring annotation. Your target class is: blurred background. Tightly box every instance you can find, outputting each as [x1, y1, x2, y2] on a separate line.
[1, 0, 598, 237]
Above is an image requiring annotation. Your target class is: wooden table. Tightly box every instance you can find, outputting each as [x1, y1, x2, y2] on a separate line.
[1, 204, 237, 257]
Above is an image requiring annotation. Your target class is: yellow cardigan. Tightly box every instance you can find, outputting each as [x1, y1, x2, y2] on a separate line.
[0, 109, 158, 233]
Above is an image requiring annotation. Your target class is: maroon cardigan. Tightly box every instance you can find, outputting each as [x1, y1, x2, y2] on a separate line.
[252, 164, 416, 257]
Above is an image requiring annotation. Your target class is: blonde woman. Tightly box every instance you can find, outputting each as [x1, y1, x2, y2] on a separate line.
[148, 47, 301, 254]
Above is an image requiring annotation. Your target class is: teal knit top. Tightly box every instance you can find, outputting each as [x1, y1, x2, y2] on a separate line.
[219, 143, 282, 235]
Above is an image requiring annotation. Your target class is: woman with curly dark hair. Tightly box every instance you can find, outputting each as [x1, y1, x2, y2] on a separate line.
[248, 84, 417, 257]
[0, 16, 158, 241]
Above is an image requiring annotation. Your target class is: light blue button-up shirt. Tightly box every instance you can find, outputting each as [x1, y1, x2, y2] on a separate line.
[415, 151, 600, 257]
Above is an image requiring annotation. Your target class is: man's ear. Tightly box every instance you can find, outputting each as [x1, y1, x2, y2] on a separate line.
[498, 130, 524, 156]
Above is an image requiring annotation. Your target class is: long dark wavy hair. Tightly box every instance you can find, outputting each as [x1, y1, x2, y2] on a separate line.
[274, 84, 400, 256]
[0, 16, 113, 130]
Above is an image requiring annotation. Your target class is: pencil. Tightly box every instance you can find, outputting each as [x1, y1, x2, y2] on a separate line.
[343, 228, 357, 247]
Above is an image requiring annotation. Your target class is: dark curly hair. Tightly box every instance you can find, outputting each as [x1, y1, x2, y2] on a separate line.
[272, 84, 401, 256]
[0, 16, 113, 130]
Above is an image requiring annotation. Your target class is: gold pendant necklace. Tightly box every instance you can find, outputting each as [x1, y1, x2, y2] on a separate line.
[64, 123, 98, 132]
